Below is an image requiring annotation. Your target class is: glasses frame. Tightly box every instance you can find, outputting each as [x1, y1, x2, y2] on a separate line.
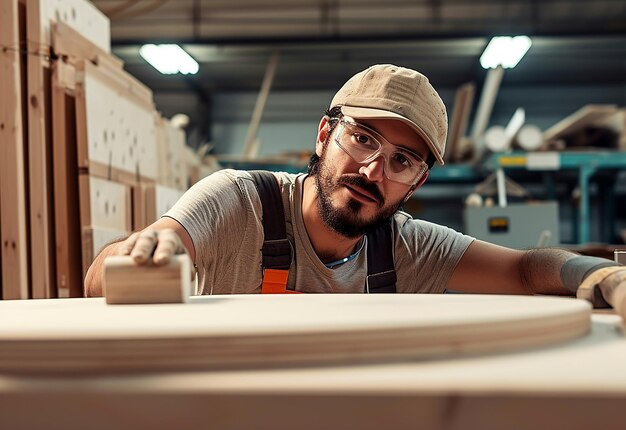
[332, 118, 429, 185]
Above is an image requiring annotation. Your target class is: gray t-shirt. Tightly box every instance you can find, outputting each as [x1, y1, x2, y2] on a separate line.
[165, 169, 474, 295]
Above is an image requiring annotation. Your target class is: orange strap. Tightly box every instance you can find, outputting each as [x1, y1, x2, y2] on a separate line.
[261, 269, 301, 294]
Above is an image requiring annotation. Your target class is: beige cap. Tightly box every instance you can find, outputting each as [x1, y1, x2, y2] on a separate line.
[330, 64, 448, 165]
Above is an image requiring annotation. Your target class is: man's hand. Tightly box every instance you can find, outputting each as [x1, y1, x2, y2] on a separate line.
[118, 228, 189, 265]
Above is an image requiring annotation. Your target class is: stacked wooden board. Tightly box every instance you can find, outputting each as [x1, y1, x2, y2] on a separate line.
[0, 0, 191, 300]
[0, 294, 591, 373]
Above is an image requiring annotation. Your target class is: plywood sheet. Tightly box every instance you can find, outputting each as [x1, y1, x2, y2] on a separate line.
[75, 61, 158, 181]
[0, 0, 29, 299]
[38, 0, 110, 52]
[154, 185, 185, 221]
[0, 294, 591, 373]
[79, 175, 132, 231]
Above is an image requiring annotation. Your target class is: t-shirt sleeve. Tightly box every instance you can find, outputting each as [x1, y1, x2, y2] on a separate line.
[394, 215, 475, 293]
[163, 169, 261, 293]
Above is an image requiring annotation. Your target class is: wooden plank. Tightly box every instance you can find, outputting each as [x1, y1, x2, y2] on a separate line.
[543, 104, 619, 142]
[156, 115, 188, 190]
[132, 185, 147, 231]
[78, 175, 132, 232]
[75, 59, 153, 108]
[86, 160, 157, 186]
[445, 82, 475, 163]
[243, 51, 280, 158]
[52, 60, 81, 298]
[470, 66, 504, 162]
[26, 0, 55, 299]
[52, 21, 122, 70]
[74, 61, 157, 182]
[0, 0, 30, 299]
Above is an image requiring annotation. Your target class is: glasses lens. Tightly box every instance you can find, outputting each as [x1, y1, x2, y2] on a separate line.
[338, 122, 380, 161]
[335, 120, 428, 185]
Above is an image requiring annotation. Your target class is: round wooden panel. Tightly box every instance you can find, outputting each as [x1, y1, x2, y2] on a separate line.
[0, 294, 591, 373]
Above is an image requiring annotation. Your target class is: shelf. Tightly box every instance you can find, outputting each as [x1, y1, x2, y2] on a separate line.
[485, 150, 626, 243]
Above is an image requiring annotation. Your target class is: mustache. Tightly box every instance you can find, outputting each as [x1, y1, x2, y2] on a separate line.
[338, 175, 384, 206]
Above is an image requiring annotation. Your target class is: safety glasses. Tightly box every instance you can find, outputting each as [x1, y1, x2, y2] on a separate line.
[333, 119, 428, 185]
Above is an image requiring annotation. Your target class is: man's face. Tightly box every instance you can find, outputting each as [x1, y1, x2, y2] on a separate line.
[314, 117, 430, 238]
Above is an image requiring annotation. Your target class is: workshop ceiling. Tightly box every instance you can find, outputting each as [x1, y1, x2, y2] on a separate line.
[91, 0, 626, 93]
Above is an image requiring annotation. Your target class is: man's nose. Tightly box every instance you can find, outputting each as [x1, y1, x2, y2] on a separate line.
[358, 155, 385, 182]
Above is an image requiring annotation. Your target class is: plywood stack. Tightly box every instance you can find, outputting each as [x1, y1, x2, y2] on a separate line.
[132, 117, 188, 230]
[0, 0, 188, 299]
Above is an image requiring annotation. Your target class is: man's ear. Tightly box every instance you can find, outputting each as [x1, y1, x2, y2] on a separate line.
[403, 170, 430, 202]
[315, 116, 331, 156]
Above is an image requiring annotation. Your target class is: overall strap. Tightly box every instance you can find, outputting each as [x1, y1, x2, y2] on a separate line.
[365, 220, 397, 293]
[248, 171, 296, 293]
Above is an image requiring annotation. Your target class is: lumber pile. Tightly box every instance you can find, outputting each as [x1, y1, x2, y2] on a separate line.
[0, 0, 191, 300]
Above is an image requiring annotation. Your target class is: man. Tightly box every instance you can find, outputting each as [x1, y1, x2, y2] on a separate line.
[85, 64, 625, 308]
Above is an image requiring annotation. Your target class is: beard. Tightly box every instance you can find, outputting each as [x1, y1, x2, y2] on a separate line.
[314, 148, 404, 238]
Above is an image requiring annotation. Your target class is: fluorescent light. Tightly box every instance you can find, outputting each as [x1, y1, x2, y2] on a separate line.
[480, 36, 532, 69]
[139, 44, 199, 75]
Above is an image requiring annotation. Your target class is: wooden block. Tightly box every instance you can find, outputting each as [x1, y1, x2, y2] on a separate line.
[543, 104, 619, 142]
[81, 226, 128, 286]
[104, 254, 191, 304]
[75, 61, 157, 181]
[0, 0, 30, 299]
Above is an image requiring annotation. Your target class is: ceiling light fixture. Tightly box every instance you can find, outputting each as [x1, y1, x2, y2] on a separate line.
[480, 36, 532, 69]
[139, 44, 199, 75]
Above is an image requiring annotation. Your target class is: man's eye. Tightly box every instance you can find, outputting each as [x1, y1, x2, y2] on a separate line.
[392, 152, 412, 167]
[353, 133, 375, 147]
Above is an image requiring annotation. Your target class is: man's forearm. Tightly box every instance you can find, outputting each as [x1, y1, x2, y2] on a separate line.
[83, 238, 127, 297]
[520, 248, 580, 296]
[520, 248, 619, 297]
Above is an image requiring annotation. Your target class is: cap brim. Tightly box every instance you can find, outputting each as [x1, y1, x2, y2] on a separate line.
[340, 105, 444, 166]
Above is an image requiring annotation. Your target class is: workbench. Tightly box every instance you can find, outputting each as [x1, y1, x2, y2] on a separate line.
[0, 295, 624, 430]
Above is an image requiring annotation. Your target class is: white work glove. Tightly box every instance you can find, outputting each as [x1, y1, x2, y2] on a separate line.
[118, 229, 188, 266]
[577, 267, 626, 320]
